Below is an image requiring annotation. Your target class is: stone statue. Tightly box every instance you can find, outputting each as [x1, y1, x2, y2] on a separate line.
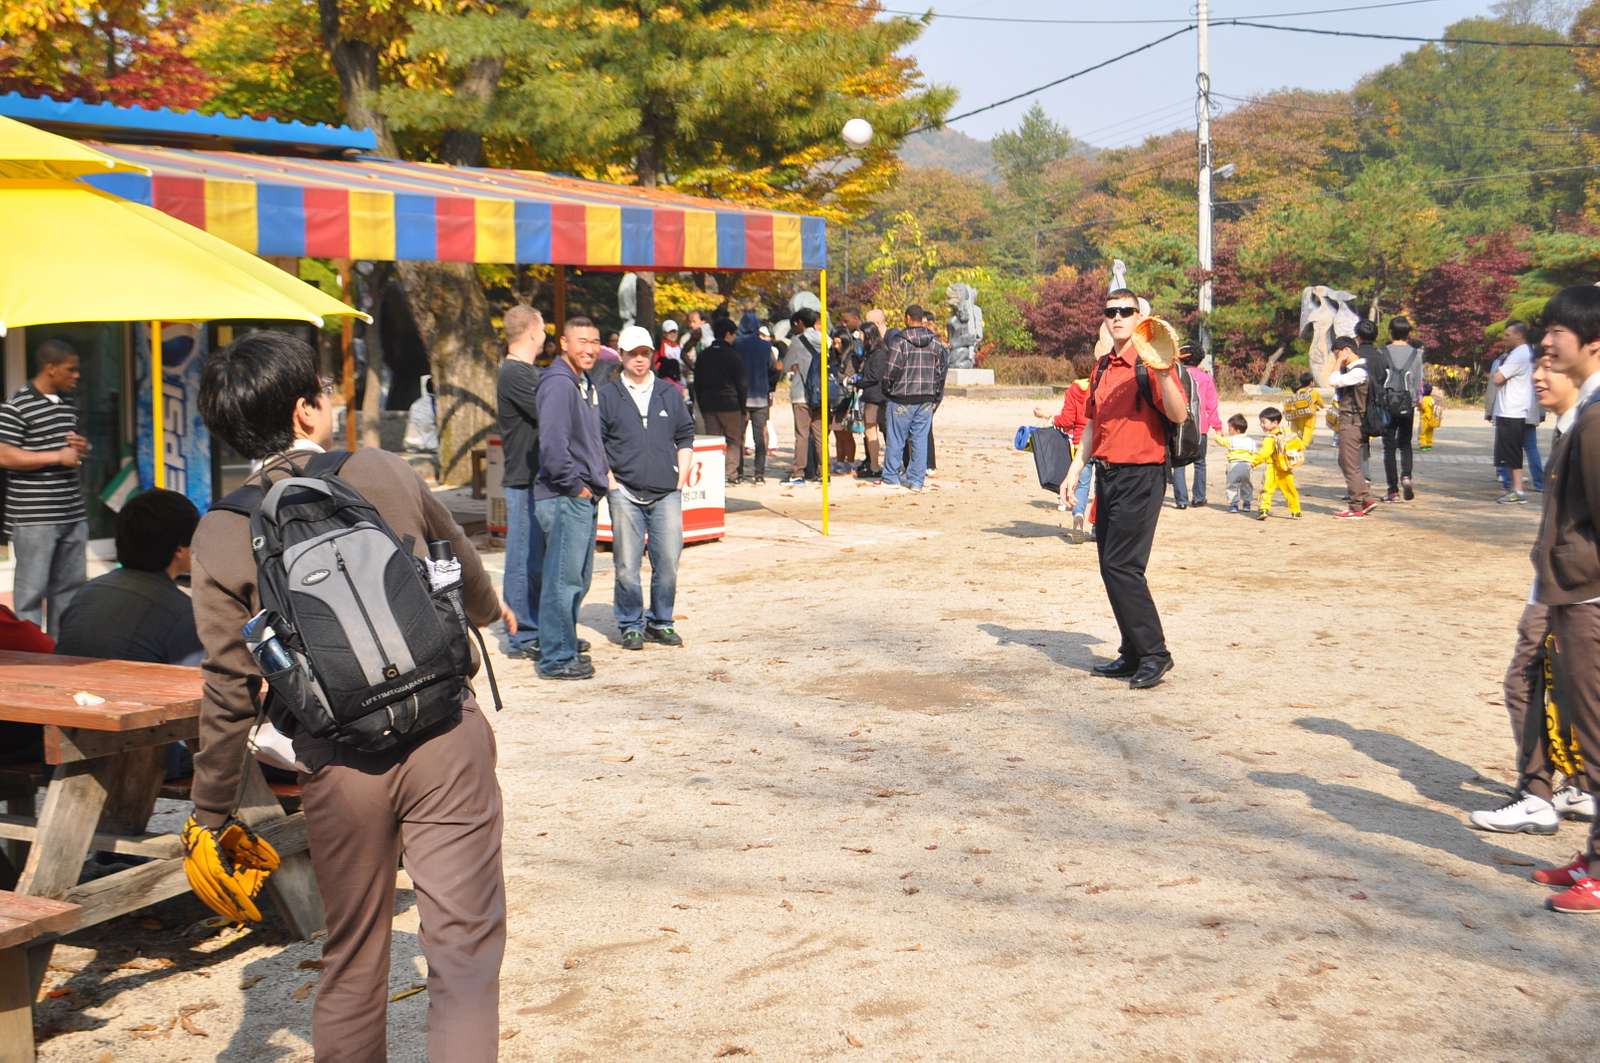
[1298, 285, 1360, 386]
[945, 283, 984, 370]
[618, 272, 638, 327]
[1110, 259, 1129, 293]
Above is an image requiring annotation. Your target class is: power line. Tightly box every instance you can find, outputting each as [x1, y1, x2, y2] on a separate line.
[1219, 19, 1600, 48]
[805, 0, 1444, 26]
[909, 24, 1196, 135]
[1076, 97, 1194, 140]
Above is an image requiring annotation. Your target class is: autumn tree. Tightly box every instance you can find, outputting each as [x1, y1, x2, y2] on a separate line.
[0, 0, 214, 108]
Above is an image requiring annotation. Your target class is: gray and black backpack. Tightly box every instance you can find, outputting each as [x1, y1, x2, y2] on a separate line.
[216, 452, 498, 754]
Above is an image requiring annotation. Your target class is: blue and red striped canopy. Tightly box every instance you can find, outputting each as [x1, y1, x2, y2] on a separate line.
[83, 143, 828, 271]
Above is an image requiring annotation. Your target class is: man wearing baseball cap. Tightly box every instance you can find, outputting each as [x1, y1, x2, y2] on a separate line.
[598, 326, 695, 650]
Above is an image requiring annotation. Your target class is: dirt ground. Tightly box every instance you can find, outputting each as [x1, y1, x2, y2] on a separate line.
[32, 395, 1596, 1063]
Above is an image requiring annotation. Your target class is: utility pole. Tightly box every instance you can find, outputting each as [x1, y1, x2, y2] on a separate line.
[1196, 0, 1214, 371]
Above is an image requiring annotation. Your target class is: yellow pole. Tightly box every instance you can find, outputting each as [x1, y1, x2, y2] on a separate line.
[818, 269, 830, 536]
[151, 321, 164, 489]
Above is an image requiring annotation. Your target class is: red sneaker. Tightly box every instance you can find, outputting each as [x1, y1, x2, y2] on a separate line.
[1534, 853, 1591, 888]
[1548, 876, 1600, 913]
[1360, 498, 1380, 515]
[1333, 506, 1368, 520]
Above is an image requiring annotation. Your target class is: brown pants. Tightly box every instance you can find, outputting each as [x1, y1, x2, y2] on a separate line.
[1552, 603, 1600, 862]
[1505, 602, 1555, 800]
[705, 410, 743, 480]
[300, 700, 506, 1062]
[862, 402, 883, 471]
[1337, 423, 1370, 504]
[791, 404, 821, 477]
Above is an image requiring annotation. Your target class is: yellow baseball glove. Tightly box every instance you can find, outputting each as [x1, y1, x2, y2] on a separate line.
[181, 815, 281, 924]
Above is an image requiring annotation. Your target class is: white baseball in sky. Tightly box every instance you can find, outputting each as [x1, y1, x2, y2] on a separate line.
[842, 118, 873, 147]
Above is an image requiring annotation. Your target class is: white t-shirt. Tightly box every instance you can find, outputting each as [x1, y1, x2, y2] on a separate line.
[1495, 344, 1535, 420]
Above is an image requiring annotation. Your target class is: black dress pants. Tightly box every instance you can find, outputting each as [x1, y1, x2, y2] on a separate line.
[1094, 462, 1170, 664]
[1381, 409, 1415, 491]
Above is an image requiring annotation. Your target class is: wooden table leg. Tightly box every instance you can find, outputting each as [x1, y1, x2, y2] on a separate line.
[16, 761, 108, 900]
[235, 767, 324, 939]
[98, 745, 165, 835]
[0, 945, 36, 1063]
[1, 781, 34, 881]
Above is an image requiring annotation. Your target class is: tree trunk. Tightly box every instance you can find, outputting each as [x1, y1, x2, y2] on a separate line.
[396, 260, 502, 484]
[633, 143, 665, 332]
[1258, 343, 1286, 387]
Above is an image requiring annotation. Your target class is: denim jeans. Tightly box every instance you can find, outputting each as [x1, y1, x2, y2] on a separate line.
[1071, 461, 1093, 516]
[10, 519, 87, 634]
[501, 485, 543, 652]
[1499, 424, 1545, 490]
[610, 490, 682, 634]
[1171, 436, 1208, 506]
[535, 494, 598, 669]
[882, 401, 934, 488]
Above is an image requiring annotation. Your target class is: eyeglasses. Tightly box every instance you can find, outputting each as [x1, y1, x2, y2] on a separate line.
[318, 378, 337, 397]
[1103, 307, 1139, 320]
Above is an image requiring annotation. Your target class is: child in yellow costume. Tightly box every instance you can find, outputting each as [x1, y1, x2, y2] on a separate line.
[1417, 382, 1443, 450]
[1283, 372, 1325, 451]
[1250, 406, 1304, 520]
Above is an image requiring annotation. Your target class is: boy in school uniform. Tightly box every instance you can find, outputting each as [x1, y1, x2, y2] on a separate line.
[1284, 372, 1324, 452]
[1251, 406, 1304, 520]
[1418, 382, 1443, 450]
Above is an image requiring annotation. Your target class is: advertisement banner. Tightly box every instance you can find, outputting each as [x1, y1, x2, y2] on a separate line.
[134, 323, 213, 512]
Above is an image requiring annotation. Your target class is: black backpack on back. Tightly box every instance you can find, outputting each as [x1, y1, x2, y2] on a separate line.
[801, 335, 851, 414]
[1359, 345, 1394, 438]
[215, 452, 496, 754]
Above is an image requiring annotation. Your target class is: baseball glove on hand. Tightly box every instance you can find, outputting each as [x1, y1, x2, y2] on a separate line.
[181, 815, 280, 924]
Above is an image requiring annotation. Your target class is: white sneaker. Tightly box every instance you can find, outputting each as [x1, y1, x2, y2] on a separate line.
[1554, 786, 1597, 821]
[1469, 792, 1560, 834]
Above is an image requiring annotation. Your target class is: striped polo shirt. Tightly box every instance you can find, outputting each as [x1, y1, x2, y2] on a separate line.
[0, 384, 85, 529]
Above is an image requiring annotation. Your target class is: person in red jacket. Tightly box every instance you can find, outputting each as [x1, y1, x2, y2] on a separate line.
[1036, 349, 1098, 542]
[0, 604, 52, 763]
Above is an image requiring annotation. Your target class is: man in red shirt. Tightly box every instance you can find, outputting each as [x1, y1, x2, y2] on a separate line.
[1063, 289, 1190, 689]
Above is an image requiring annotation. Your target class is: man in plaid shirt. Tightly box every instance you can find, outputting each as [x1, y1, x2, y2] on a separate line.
[879, 304, 949, 492]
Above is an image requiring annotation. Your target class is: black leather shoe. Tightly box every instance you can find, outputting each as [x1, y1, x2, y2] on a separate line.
[1129, 658, 1173, 690]
[1091, 655, 1139, 678]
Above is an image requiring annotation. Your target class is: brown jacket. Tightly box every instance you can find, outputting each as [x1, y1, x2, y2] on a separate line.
[189, 448, 499, 827]
[1533, 402, 1600, 606]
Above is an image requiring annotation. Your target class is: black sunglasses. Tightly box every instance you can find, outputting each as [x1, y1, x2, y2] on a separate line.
[1103, 306, 1139, 319]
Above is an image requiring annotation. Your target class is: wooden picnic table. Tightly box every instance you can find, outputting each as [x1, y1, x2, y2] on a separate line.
[0, 651, 323, 978]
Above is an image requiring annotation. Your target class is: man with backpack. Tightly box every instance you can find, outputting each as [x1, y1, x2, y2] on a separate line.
[781, 307, 823, 485]
[879, 304, 949, 492]
[189, 332, 512, 1060]
[1379, 316, 1424, 502]
[1062, 289, 1191, 690]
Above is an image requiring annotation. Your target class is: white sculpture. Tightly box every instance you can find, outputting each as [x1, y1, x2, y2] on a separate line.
[1298, 285, 1360, 386]
[1110, 259, 1129, 292]
[618, 272, 638, 328]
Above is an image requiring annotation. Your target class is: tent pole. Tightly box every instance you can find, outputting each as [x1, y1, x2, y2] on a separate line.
[554, 266, 567, 333]
[819, 269, 830, 536]
[340, 260, 357, 451]
[151, 321, 164, 490]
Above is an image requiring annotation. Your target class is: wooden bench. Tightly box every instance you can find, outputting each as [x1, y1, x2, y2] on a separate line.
[0, 891, 79, 1063]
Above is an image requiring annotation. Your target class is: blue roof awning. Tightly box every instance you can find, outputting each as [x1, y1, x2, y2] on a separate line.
[0, 93, 377, 156]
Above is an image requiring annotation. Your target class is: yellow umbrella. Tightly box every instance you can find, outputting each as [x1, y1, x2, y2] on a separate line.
[0, 180, 363, 332]
[0, 113, 148, 180]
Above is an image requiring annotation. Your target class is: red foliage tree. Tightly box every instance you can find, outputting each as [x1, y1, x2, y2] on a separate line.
[1408, 233, 1530, 366]
[1021, 267, 1109, 359]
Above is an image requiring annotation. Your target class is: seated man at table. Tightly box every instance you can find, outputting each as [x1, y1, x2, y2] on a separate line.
[191, 331, 511, 1062]
[55, 488, 202, 665]
[55, 488, 202, 779]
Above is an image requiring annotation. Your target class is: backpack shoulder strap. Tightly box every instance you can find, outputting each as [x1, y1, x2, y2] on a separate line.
[210, 450, 353, 518]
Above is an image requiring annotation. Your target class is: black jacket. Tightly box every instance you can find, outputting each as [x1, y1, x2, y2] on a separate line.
[694, 339, 748, 413]
[598, 375, 696, 501]
[856, 341, 890, 405]
[495, 358, 540, 488]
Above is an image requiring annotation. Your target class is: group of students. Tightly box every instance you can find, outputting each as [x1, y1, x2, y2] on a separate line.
[1463, 284, 1600, 916]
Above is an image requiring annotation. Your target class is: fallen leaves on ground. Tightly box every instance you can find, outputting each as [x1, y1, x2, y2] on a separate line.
[842, 846, 873, 854]
[601, 754, 635, 764]
[297, 959, 325, 971]
[239, 975, 264, 989]
[1157, 877, 1200, 889]
[1492, 853, 1535, 867]
[178, 1000, 219, 1037]
[391, 985, 426, 1002]
[291, 981, 316, 1001]
[845, 1032, 864, 1048]
[713, 1044, 752, 1057]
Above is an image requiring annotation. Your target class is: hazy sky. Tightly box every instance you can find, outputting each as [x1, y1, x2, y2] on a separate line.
[900, 0, 1502, 147]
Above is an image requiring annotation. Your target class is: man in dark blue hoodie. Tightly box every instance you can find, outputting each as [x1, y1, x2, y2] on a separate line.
[734, 310, 780, 482]
[535, 316, 609, 680]
[599, 326, 696, 650]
